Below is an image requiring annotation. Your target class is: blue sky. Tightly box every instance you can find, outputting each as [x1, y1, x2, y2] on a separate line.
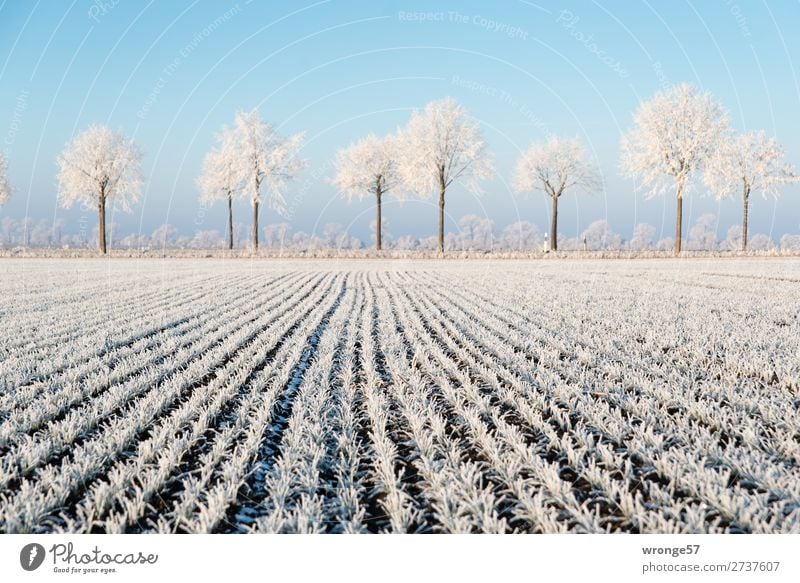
[1, 0, 799, 244]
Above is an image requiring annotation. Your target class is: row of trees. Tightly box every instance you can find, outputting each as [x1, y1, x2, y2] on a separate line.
[5, 214, 799, 253]
[620, 84, 797, 254]
[0, 85, 796, 255]
[325, 86, 797, 255]
[197, 110, 305, 251]
[198, 98, 492, 254]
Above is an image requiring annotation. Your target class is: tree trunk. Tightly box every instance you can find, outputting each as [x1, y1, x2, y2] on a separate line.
[438, 184, 445, 254]
[252, 199, 259, 250]
[675, 187, 683, 256]
[227, 193, 234, 250]
[741, 184, 750, 252]
[375, 187, 382, 251]
[550, 195, 558, 251]
[98, 193, 107, 254]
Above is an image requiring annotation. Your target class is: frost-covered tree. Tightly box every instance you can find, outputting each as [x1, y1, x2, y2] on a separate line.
[397, 98, 493, 253]
[621, 84, 728, 255]
[190, 229, 224, 249]
[119, 232, 151, 250]
[319, 223, 361, 250]
[704, 131, 797, 251]
[456, 215, 494, 251]
[232, 222, 249, 248]
[557, 233, 580, 251]
[15, 217, 34, 247]
[581, 219, 621, 250]
[656, 237, 675, 252]
[230, 109, 305, 250]
[747, 233, 773, 252]
[332, 133, 399, 251]
[0, 151, 11, 206]
[263, 222, 291, 249]
[780, 234, 800, 252]
[290, 230, 311, 250]
[30, 219, 55, 248]
[151, 224, 178, 248]
[198, 126, 241, 249]
[392, 234, 418, 250]
[42, 219, 65, 248]
[629, 223, 656, 251]
[1, 217, 14, 246]
[418, 235, 439, 251]
[722, 224, 742, 251]
[57, 125, 143, 253]
[500, 220, 541, 251]
[688, 213, 718, 251]
[322, 223, 344, 248]
[513, 136, 599, 251]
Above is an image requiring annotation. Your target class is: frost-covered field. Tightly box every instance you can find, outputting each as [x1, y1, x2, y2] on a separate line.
[0, 258, 798, 534]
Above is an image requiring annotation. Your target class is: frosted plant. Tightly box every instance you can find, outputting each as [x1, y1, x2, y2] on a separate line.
[513, 136, 599, 251]
[56, 125, 143, 254]
[0, 151, 11, 206]
[331, 134, 399, 251]
[229, 109, 305, 250]
[197, 125, 242, 250]
[397, 98, 493, 253]
[620, 84, 729, 255]
[1, 259, 799, 534]
[704, 131, 797, 251]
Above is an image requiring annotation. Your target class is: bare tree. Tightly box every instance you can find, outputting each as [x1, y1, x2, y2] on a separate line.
[198, 126, 241, 249]
[331, 133, 399, 251]
[0, 152, 10, 206]
[397, 98, 493, 254]
[230, 109, 305, 250]
[513, 136, 599, 251]
[704, 131, 797, 251]
[56, 125, 143, 254]
[621, 84, 728, 255]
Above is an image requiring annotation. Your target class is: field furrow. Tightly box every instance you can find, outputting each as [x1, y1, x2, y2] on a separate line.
[1, 258, 797, 533]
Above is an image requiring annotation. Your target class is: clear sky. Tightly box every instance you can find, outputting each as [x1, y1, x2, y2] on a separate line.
[1, 0, 799, 244]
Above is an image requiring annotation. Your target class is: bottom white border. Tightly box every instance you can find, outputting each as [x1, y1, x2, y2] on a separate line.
[1, 534, 797, 582]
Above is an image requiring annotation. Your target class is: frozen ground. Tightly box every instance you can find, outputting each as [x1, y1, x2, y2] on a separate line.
[0, 258, 798, 533]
